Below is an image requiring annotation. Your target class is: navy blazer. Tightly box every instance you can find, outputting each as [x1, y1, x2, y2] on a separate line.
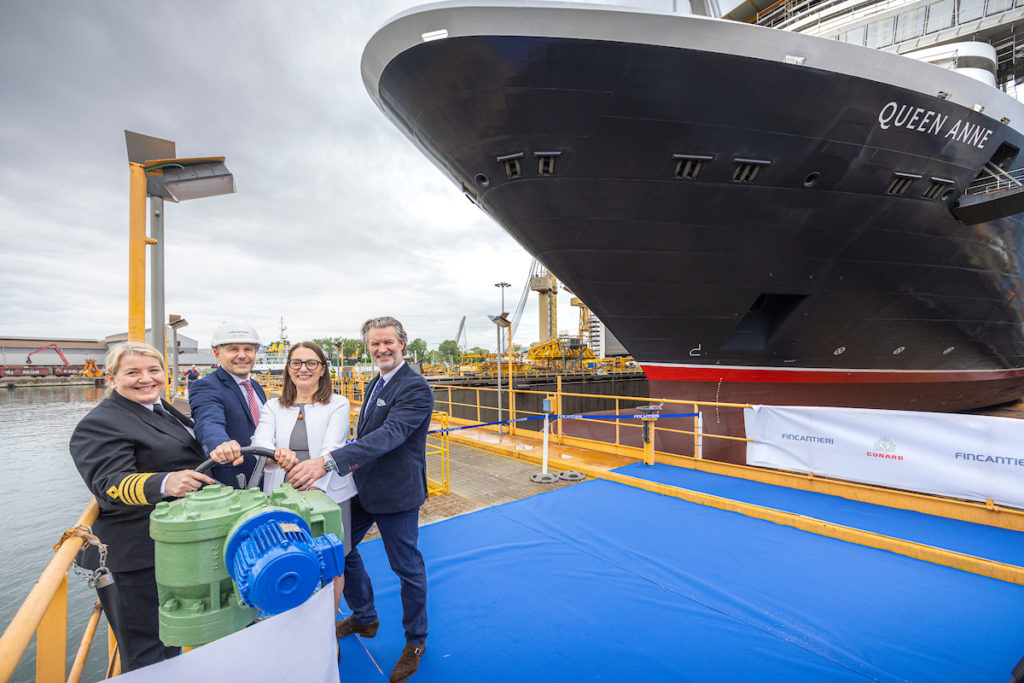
[331, 363, 434, 514]
[188, 367, 266, 487]
[70, 392, 206, 571]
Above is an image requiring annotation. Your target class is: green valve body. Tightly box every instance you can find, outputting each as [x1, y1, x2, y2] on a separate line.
[151, 483, 343, 648]
[266, 482, 344, 540]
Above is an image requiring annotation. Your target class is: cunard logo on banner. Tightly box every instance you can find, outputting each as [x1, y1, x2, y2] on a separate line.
[743, 405, 1024, 509]
[866, 436, 902, 461]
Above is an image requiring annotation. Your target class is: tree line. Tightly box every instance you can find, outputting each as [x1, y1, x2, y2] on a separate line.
[308, 337, 490, 365]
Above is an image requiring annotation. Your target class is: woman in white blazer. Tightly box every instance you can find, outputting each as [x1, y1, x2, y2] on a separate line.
[250, 341, 357, 543]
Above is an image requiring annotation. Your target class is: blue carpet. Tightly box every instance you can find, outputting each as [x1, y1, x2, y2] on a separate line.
[338, 480, 1024, 681]
[614, 462, 1024, 566]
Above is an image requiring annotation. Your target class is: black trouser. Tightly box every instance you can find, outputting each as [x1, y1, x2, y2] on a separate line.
[97, 567, 178, 671]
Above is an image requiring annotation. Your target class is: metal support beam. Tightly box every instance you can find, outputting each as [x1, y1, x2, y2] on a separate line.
[128, 162, 148, 342]
[169, 324, 180, 397]
[495, 325, 503, 433]
[150, 196, 165, 366]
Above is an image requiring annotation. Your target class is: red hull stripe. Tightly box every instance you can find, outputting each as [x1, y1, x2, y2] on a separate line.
[641, 363, 1024, 384]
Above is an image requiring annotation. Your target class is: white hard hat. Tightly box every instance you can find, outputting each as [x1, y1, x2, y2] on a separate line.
[210, 321, 261, 347]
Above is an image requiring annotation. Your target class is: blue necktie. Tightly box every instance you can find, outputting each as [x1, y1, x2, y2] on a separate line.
[365, 377, 386, 413]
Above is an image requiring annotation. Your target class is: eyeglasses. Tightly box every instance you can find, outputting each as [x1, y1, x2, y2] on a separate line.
[288, 359, 323, 370]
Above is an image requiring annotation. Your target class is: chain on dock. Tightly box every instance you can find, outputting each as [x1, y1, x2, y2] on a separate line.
[57, 524, 111, 588]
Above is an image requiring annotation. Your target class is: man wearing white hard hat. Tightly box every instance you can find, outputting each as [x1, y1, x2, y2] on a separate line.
[188, 321, 267, 487]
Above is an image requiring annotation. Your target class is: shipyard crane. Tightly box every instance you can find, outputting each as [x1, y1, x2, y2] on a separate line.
[508, 260, 533, 343]
[508, 259, 566, 349]
[526, 335, 595, 372]
[529, 262, 558, 344]
[455, 316, 468, 351]
[26, 344, 71, 366]
[571, 296, 592, 347]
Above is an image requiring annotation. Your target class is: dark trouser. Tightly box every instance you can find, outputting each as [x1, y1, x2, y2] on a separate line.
[97, 567, 178, 672]
[341, 498, 353, 555]
[342, 495, 428, 645]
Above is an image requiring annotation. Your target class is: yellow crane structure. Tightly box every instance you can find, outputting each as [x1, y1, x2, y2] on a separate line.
[526, 335, 595, 372]
[530, 267, 557, 344]
[570, 296, 591, 345]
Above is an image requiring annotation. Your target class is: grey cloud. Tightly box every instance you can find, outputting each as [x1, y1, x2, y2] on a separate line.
[1, 0, 568, 351]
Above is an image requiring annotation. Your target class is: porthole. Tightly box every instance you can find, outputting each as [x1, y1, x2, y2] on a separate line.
[804, 172, 820, 187]
[833, 346, 846, 355]
[475, 174, 490, 187]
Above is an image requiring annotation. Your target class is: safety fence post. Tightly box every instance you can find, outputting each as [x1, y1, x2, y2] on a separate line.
[694, 404, 703, 460]
[35, 575, 67, 681]
[555, 376, 563, 444]
[509, 385, 517, 437]
[614, 397, 621, 447]
[642, 416, 656, 465]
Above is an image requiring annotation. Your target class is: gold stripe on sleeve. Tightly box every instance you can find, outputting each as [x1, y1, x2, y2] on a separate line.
[132, 473, 154, 504]
[116, 475, 140, 505]
[111, 473, 157, 505]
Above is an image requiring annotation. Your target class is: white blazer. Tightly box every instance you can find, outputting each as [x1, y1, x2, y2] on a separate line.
[250, 394, 357, 503]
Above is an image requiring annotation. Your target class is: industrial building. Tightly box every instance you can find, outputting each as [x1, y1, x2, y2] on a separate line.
[1, 332, 215, 375]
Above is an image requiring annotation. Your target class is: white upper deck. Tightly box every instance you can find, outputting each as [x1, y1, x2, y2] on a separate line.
[363, 1, 1024, 128]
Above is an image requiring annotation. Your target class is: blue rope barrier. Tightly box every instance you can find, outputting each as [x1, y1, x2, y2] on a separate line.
[428, 412, 700, 435]
[427, 415, 547, 435]
[557, 412, 700, 420]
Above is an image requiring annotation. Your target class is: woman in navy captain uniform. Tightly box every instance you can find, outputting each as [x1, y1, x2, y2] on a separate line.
[70, 342, 217, 671]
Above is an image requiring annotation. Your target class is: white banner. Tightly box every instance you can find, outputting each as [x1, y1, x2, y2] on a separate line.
[115, 586, 339, 682]
[744, 404, 1024, 509]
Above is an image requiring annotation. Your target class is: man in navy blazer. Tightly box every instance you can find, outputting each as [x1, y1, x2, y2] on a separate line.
[188, 321, 266, 487]
[313, 316, 433, 683]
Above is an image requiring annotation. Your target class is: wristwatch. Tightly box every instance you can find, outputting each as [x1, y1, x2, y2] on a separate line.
[323, 454, 339, 474]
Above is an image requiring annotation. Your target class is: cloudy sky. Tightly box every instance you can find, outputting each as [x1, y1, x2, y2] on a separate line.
[1, 0, 701, 352]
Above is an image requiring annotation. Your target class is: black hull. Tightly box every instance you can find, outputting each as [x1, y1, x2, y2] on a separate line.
[368, 10, 1024, 410]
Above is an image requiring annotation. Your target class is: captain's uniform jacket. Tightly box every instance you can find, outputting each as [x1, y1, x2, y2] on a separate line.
[70, 392, 206, 571]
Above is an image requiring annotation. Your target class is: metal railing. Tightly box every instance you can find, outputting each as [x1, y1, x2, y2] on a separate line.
[426, 411, 451, 496]
[257, 371, 747, 462]
[965, 165, 1024, 194]
[429, 375, 752, 461]
[0, 499, 119, 682]
[756, 0, 1024, 50]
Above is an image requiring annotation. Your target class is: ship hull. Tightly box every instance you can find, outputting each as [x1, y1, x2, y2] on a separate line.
[363, 1, 1024, 413]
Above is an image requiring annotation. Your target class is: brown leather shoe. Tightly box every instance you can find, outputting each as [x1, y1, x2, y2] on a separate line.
[335, 615, 380, 639]
[389, 643, 425, 683]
